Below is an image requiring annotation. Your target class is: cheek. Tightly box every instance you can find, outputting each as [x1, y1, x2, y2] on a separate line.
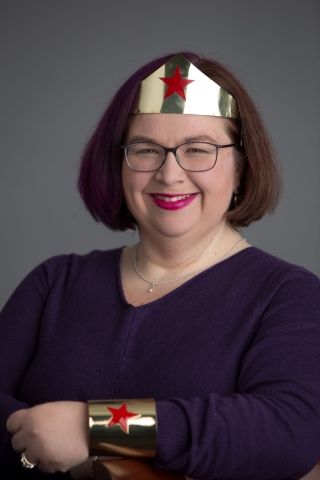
[219, 155, 239, 190]
[122, 164, 151, 206]
[202, 167, 236, 195]
[198, 164, 237, 211]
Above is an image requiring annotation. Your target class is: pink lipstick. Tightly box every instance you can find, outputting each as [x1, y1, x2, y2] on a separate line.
[149, 193, 198, 210]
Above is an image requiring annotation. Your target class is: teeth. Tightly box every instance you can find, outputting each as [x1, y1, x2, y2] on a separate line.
[154, 194, 192, 202]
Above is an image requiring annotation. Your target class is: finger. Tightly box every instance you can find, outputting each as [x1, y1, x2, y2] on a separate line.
[6, 409, 28, 434]
[11, 431, 27, 453]
[37, 462, 56, 474]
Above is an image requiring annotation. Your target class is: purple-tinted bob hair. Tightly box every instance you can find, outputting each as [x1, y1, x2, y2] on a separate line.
[78, 52, 282, 231]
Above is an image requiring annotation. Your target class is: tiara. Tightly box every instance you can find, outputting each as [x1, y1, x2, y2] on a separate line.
[134, 53, 238, 118]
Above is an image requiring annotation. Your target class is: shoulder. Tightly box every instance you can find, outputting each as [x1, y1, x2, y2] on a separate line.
[231, 246, 319, 283]
[220, 247, 320, 312]
[19, 248, 124, 295]
[0, 248, 125, 326]
[237, 247, 320, 318]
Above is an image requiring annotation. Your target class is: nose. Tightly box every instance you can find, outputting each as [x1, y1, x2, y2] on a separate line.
[154, 151, 185, 185]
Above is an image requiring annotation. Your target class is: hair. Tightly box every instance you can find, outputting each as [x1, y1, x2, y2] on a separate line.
[78, 52, 282, 230]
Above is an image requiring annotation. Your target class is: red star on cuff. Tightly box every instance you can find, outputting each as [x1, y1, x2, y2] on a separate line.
[106, 403, 140, 434]
[160, 66, 194, 100]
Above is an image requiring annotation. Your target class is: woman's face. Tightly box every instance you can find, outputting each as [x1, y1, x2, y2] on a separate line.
[122, 113, 239, 241]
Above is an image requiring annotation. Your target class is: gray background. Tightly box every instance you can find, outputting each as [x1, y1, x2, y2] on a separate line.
[1, 0, 319, 310]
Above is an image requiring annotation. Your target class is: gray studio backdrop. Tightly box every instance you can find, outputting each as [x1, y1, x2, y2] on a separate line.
[1, 0, 319, 310]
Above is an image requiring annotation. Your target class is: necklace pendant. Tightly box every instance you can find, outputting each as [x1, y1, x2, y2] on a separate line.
[148, 283, 155, 292]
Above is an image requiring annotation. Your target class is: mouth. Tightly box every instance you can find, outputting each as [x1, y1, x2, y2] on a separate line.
[152, 193, 195, 203]
[149, 193, 198, 210]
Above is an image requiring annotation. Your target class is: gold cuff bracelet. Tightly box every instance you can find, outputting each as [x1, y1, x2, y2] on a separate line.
[88, 399, 157, 457]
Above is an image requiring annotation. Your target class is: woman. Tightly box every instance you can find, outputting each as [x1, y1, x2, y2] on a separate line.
[2, 53, 320, 480]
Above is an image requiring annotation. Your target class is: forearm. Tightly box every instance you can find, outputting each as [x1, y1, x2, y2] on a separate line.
[86, 394, 320, 480]
[88, 399, 156, 457]
[154, 395, 320, 480]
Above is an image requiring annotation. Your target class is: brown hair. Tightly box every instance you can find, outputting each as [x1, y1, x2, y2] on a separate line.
[78, 52, 282, 230]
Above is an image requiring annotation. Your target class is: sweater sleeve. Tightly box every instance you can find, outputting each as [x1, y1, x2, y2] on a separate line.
[0, 256, 71, 479]
[154, 269, 320, 480]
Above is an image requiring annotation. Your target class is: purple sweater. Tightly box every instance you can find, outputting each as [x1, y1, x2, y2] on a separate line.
[1, 247, 320, 480]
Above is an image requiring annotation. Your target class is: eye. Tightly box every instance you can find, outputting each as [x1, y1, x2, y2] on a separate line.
[133, 149, 161, 158]
[186, 147, 209, 154]
[128, 143, 162, 157]
[138, 148, 159, 154]
[182, 143, 215, 155]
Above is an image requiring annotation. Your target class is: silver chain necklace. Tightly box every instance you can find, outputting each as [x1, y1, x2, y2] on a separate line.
[134, 238, 246, 292]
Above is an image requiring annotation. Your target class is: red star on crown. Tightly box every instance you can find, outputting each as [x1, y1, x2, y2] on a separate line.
[159, 66, 194, 100]
[106, 403, 140, 434]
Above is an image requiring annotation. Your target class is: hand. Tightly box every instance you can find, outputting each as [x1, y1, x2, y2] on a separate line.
[7, 401, 89, 473]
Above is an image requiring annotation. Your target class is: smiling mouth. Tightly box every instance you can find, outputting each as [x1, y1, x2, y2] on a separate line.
[152, 194, 195, 202]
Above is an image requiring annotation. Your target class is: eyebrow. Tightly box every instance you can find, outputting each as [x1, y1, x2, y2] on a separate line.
[126, 134, 220, 145]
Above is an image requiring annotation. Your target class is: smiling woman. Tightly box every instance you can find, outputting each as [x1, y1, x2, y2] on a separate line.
[121, 114, 239, 257]
[2, 53, 320, 480]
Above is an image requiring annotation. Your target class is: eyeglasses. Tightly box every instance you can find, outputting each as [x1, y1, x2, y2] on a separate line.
[120, 142, 236, 172]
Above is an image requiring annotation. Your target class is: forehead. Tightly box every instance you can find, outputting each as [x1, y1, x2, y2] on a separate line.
[124, 114, 231, 144]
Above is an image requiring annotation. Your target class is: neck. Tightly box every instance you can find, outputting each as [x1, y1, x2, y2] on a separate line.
[137, 222, 242, 275]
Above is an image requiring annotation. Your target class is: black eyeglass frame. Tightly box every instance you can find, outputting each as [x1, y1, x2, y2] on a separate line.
[120, 142, 237, 172]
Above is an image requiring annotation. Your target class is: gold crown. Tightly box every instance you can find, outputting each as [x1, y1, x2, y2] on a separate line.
[134, 53, 238, 118]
